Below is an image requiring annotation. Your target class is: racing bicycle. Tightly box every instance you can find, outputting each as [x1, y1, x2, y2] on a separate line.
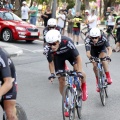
[0, 98, 28, 120]
[85, 57, 108, 106]
[58, 71, 82, 120]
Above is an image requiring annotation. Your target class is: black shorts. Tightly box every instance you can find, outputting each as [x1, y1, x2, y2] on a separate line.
[2, 80, 17, 100]
[107, 25, 114, 33]
[91, 45, 107, 58]
[116, 30, 120, 42]
[54, 53, 77, 74]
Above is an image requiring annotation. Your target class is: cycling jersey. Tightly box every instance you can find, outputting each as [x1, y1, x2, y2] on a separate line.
[44, 36, 79, 73]
[43, 26, 62, 43]
[85, 35, 110, 57]
[0, 48, 17, 100]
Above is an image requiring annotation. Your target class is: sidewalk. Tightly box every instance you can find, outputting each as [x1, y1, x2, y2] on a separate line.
[0, 41, 23, 57]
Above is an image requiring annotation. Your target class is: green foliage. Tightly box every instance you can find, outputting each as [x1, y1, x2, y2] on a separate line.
[65, 0, 75, 9]
[81, 3, 85, 10]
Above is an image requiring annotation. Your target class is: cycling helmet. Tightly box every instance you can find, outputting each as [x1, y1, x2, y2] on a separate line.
[45, 29, 61, 43]
[47, 18, 57, 26]
[90, 28, 101, 37]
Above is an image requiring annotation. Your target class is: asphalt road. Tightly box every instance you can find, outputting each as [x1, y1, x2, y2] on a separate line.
[0, 40, 120, 120]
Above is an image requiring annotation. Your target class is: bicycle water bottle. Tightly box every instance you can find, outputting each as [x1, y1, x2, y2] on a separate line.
[74, 76, 80, 90]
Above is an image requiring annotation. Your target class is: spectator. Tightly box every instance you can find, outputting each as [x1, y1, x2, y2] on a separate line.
[40, 2, 47, 26]
[87, 9, 97, 29]
[62, 5, 68, 35]
[72, 12, 82, 45]
[40, 5, 52, 27]
[112, 12, 120, 52]
[66, 9, 74, 38]
[57, 9, 66, 35]
[104, 7, 111, 26]
[71, 5, 76, 17]
[29, 1, 38, 25]
[4, 0, 13, 11]
[21, 1, 30, 21]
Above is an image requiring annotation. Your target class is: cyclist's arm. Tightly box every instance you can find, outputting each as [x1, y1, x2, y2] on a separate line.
[0, 52, 13, 97]
[49, 61, 55, 74]
[85, 37, 91, 58]
[105, 39, 112, 56]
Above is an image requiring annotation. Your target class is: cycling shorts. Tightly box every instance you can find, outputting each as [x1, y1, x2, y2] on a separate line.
[2, 79, 17, 100]
[116, 30, 120, 42]
[54, 53, 77, 74]
[91, 45, 107, 58]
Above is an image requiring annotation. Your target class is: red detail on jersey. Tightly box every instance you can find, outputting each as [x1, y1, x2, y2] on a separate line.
[63, 40, 67, 44]
[53, 52, 57, 55]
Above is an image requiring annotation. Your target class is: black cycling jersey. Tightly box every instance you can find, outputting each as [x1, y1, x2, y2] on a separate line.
[116, 17, 120, 30]
[0, 48, 17, 100]
[44, 36, 79, 73]
[43, 26, 62, 43]
[85, 35, 110, 51]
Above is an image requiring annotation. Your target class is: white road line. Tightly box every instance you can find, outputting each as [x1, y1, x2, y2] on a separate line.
[21, 48, 36, 53]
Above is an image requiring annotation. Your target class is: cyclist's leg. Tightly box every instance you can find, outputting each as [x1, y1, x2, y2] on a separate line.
[69, 55, 88, 101]
[3, 82, 18, 120]
[99, 50, 112, 84]
[91, 47, 100, 91]
[54, 55, 66, 95]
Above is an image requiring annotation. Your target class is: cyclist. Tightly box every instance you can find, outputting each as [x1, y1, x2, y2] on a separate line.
[0, 48, 18, 120]
[85, 27, 112, 92]
[44, 29, 88, 103]
[112, 13, 120, 52]
[43, 18, 61, 46]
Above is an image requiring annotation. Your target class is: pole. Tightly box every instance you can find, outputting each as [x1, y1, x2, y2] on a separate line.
[52, 0, 57, 18]
[75, 0, 81, 13]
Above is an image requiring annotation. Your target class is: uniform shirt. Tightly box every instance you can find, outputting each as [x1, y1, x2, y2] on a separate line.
[43, 26, 62, 43]
[73, 16, 82, 30]
[21, 6, 30, 19]
[0, 48, 16, 83]
[85, 35, 110, 51]
[44, 36, 79, 62]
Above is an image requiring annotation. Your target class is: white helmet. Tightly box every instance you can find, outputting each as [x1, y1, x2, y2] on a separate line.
[45, 30, 61, 43]
[47, 18, 57, 26]
[90, 28, 101, 37]
[85, 10, 90, 13]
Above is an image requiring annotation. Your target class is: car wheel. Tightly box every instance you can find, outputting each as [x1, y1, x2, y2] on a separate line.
[26, 40, 34, 43]
[2, 29, 13, 42]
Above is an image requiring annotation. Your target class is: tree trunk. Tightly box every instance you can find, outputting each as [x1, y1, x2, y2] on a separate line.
[84, 0, 90, 9]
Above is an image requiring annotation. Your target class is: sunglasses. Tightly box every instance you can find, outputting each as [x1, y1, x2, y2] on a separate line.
[91, 37, 99, 39]
[48, 26, 56, 29]
[48, 42, 57, 46]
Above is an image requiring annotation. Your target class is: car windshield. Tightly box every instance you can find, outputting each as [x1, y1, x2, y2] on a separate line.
[1, 11, 22, 21]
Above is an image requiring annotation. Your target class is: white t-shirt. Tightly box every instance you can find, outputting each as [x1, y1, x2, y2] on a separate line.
[21, 6, 30, 20]
[88, 15, 97, 28]
[57, 14, 65, 28]
[107, 15, 115, 26]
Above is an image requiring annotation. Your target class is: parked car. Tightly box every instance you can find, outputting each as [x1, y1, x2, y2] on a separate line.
[0, 9, 40, 43]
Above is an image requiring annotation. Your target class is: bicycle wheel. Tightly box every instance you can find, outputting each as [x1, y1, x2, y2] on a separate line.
[16, 103, 28, 120]
[62, 85, 75, 120]
[76, 89, 82, 119]
[107, 34, 116, 49]
[100, 87, 106, 106]
[97, 69, 106, 106]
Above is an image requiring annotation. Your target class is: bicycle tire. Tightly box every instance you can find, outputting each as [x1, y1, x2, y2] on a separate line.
[97, 69, 106, 106]
[16, 103, 28, 120]
[107, 34, 116, 48]
[62, 85, 75, 120]
[76, 89, 82, 119]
